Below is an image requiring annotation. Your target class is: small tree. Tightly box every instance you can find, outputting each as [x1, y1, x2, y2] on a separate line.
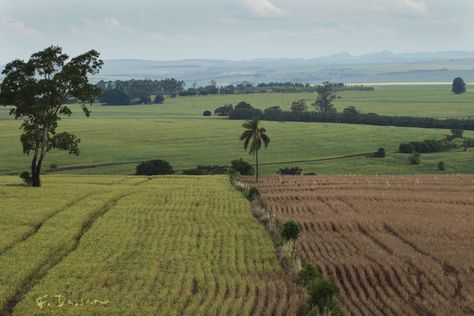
[438, 161, 445, 171]
[239, 119, 270, 182]
[0, 46, 103, 187]
[230, 158, 254, 175]
[409, 152, 421, 165]
[312, 81, 336, 114]
[452, 77, 466, 94]
[374, 147, 386, 158]
[136, 160, 174, 175]
[203, 110, 211, 117]
[290, 99, 307, 113]
[297, 263, 320, 287]
[154, 94, 165, 104]
[281, 220, 300, 241]
[307, 278, 341, 315]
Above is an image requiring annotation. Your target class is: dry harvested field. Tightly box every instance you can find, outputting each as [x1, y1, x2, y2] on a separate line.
[0, 175, 302, 315]
[244, 175, 474, 316]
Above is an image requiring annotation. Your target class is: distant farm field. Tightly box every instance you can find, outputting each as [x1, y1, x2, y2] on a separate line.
[0, 85, 473, 176]
[245, 175, 474, 315]
[0, 175, 301, 315]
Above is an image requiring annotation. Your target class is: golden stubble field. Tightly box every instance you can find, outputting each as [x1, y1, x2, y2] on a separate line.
[244, 175, 474, 316]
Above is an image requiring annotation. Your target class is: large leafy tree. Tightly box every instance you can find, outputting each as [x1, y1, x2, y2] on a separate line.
[452, 77, 466, 94]
[0, 46, 103, 187]
[312, 81, 336, 114]
[239, 119, 270, 182]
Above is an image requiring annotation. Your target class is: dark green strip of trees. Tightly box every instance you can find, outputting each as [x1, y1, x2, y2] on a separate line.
[228, 106, 474, 130]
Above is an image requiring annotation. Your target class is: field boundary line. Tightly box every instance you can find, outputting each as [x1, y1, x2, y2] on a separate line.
[256, 152, 375, 167]
[2, 193, 130, 316]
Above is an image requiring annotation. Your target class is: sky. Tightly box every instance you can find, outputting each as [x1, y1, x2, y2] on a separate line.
[1, 0, 474, 63]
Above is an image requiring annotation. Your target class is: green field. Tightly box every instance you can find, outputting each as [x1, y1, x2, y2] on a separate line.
[1, 84, 473, 176]
[0, 175, 301, 315]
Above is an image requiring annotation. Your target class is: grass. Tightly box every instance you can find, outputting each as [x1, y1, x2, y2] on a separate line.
[0, 84, 473, 176]
[0, 175, 301, 315]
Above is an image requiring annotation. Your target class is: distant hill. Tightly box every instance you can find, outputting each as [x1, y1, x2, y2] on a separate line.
[3, 51, 474, 85]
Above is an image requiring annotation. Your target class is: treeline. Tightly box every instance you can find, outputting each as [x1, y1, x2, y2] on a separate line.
[180, 81, 373, 96]
[96, 79, 183, 105]
[228, 106, 474, 130]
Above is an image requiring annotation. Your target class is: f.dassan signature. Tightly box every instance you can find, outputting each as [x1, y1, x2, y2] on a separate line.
[35, 295, 110, 309]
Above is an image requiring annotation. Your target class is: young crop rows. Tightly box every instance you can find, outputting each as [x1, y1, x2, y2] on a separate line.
[0, 175, 301, 315]
[244, 175, 474, 316]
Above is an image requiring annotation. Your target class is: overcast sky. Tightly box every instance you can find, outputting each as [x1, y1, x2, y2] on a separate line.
[1, 0, 474, 63]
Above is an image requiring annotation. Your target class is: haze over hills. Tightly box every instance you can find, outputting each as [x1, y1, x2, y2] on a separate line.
[2, 51, 474, 85]
[93, 50, 474, 85]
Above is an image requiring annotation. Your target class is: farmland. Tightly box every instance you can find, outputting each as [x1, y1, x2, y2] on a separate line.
[1, 84, 474, 176]
[0, 175, 302, 315]
[245, 175, 474, 315]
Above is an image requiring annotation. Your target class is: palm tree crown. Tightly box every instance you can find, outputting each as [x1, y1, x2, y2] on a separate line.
[239, 119, 270, 181]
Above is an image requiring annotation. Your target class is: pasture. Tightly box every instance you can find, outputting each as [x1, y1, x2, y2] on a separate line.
[1, 84, 473, 176]
[245, 174, 474, 316]
[0, 175, 302, 315]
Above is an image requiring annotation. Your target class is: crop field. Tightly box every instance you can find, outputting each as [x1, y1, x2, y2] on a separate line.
[1, 84, 474, 176]
[244, 175, 474, 315]
[0, 175, 302, 315]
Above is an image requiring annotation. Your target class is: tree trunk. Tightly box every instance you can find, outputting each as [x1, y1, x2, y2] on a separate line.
[30, 129, 48, 187]
[255, 148, 259, 183]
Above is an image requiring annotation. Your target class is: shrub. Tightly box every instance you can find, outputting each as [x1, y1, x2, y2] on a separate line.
[19, 171, 32, 186]
[438, 161, 445, 171]
[203, 110, 212, 117]
[154, 94, 165, 104]
[278, 167, 302, 175]
[281, 220, 300, 241]
[304, 172, 317, 176]
[136, 160, 174, 176]
[307, 277, 341, 315]
[409, 152, 421, 165]
[399, 143, 415, 153]
[230, 159, 254, 176]
[214, 104, 233, 116]
[297, 263, 320, 287]
[245, 187, 260, 201]
[182, 165, 228, 175]
[49, 163, 58, 171]
[374, 147, 386, 158]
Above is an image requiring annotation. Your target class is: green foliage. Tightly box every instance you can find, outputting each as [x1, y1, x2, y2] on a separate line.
[19, 171, 32, 186]
[154, 94, 165, 104]
[307, 277, 341, 315]
[298, 264, 320, 287]
[136, 160, 174, 176]
[342, 106, 359, 116]
[399, 140, 445, 153]
[214, 104, 233, 116]
[245, 187, 260, 201]
[313, 81, 337, 115]
[99, 89, 131, 105]
[240, 119, 270, 181]
[182, 165, 228, 175]
[374, 147, 386, 158]
[409, 152, 421, 165]
[0, 45, 103, 187]
[277, 167, 302, 175]
[452, 77, 466, 94]
[49, 163, 58, 171]
[290, 99, 307, 113]
[203, 110, 212, 117]
[399, 142, 416, 153]
[230, 159, 254, 176]
[438, 161, 445, 171]
[281, 220, 300, 241]
[97, 78, 184, 98]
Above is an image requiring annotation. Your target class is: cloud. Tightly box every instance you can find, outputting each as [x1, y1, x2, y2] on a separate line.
[70, 17, 136, 36]
[234, 0, 289, 17]
[398, 0, 429, 16]
[2, 17, 41, 38]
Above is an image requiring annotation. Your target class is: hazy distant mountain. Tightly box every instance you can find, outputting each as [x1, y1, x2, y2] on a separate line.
[3, 51, 474, 84]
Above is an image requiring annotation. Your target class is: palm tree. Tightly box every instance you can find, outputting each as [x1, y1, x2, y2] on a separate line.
[240, 119, 270, 182]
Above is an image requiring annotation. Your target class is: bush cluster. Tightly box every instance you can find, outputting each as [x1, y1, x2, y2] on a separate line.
[277, 167, 302, 175]
[182, 165, 228, 175]
[399, 140, 445, 153]
[136, 160, 174, 176]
